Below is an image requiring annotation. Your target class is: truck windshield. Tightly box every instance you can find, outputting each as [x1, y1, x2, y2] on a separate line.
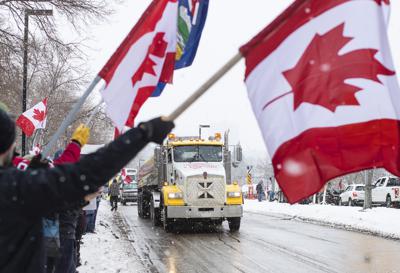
[173, 145, 223, 162]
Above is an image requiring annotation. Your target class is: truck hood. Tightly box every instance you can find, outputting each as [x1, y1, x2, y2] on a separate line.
[174, 162, 226, 178]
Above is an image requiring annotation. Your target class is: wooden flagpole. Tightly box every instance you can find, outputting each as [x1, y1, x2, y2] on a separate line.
[165, 52, 243, 121]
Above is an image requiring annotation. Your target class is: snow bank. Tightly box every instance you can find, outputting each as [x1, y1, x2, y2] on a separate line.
[244, 200, 400, 239]
[79, 201, 144, 273]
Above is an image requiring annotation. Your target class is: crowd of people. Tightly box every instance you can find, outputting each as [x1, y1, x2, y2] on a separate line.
[0, 101, 174, 273]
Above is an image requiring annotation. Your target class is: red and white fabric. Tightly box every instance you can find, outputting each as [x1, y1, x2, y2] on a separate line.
[16, 98, 47, 137]
[121, 168, 132, 184]
[99, 0, 178, 130]
[240, 0, 398, 203]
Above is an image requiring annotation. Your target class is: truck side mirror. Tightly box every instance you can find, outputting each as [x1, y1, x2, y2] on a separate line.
[235, 144, 242, 162]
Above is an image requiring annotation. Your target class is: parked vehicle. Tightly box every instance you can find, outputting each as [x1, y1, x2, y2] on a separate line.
[319, 189, 343, 205]
[120, 182, 138, 205]
[339, 184, 365, 206]
[372, 177, 400, 207]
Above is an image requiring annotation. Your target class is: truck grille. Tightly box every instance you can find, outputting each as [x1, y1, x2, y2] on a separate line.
[184, 175, 226, 206]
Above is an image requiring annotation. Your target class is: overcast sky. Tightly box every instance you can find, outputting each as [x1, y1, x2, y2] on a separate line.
[71, 0, 400, 160]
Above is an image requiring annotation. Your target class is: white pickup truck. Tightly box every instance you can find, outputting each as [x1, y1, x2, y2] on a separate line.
[372, 176, 400, 207]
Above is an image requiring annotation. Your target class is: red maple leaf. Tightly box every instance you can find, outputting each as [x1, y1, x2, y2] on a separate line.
[33, 108, 46, 122]
[273, 23, 395, 112]
[131, 32, 168, 85]
[375, 0, 390, 5]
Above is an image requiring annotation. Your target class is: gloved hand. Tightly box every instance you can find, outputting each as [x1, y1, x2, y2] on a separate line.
[72, 124, 90, 147]
[28, 154, 51, 169]
[138, 117, 175, 144]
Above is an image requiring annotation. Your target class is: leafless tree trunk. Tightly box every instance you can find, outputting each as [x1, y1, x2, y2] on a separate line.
[364, 169, 374, 209]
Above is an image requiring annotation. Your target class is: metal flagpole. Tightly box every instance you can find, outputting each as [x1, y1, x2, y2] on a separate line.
[165, 52, 243, 121]
[31, 128, 43, 151]
[85, 102, 103, 127]
[42, 76, 102, 158]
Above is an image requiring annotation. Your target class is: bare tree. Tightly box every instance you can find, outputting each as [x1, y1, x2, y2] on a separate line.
[0, 1, 119, 154]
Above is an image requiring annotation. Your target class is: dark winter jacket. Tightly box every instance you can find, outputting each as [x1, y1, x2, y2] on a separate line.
[54, 142, 82, 241]
[0, 127, 147, 273]
[256, 183, 264, 194]
[109, 181, 120, 197]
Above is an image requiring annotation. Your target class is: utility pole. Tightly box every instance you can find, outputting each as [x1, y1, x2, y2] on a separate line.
[363, 169, 374, 209]
[21, 8, 53, 155]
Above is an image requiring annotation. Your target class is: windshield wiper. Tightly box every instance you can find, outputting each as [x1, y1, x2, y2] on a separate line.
[198, 153, 207, 162]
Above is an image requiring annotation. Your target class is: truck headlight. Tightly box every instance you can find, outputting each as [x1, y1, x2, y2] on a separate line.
[168, 192, 183, 199]
[227, 192, 241, 198]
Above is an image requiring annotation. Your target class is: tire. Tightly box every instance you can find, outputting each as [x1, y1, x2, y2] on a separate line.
[163, 207, 174, 233]
[348, 198, 353, 207]
[339, 198, 343, 206]
[386, 195, 392, 208]
[142, 195, 150, 219]
[228, 217, 241, 232]
[137, 194, 143, 218]
[150, 197, 161, 227]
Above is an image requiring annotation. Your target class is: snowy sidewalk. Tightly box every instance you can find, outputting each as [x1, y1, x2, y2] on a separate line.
[244, 199, 400, 240]
[79, 201, 146, 273]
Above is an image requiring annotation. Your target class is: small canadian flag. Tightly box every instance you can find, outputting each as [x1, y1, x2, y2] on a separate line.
[121, 168, 132, 184]
[16, 98, 47, 137]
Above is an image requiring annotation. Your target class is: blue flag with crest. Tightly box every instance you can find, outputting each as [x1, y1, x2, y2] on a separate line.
[151, 0, 209, 97]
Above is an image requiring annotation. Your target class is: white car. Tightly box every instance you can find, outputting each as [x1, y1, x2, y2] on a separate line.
[372, 177, 400, 207]
[339, 184, 365, 206]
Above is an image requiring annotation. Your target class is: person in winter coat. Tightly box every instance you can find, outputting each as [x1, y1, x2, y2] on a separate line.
[14, 124, 90, 273]
[256, 181, 265, 202]
[0, 107, 174, 273]
[53, 126, 90, 273]
[109, 179, 120, 212]
[75, 209, 86, 268]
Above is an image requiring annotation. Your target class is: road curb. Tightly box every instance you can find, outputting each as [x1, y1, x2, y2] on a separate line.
[244, 210, 400, 241]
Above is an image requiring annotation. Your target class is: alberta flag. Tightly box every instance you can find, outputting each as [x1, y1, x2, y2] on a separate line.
[151, 0, 209, 97]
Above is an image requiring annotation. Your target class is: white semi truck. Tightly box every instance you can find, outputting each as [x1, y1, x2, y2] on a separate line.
[137, 132, 243, 232]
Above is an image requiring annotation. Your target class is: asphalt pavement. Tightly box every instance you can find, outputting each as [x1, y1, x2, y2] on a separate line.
[117, 204, 400, 273]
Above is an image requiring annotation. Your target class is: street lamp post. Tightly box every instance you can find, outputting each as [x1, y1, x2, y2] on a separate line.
[21, 8, 53, 155]
[199, 124, 210, 139]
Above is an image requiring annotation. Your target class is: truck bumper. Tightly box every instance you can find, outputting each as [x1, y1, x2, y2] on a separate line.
[121, 195, 138, 202]
[167, 205, 243, 219]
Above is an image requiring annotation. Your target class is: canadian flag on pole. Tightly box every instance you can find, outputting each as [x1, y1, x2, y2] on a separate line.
[240, 0, 399, 203]
[99, 0, 178, 130]
[16, 98, 47, 137]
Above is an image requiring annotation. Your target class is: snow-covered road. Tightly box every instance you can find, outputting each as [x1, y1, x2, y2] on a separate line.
[79, 201, 146, 273]
[79, 200, 400, 273]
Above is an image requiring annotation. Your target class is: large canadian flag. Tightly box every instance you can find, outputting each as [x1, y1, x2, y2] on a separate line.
[240, 0, 399, 203]
[16, 98, 47, 137]
[99, 0, 178, 130]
